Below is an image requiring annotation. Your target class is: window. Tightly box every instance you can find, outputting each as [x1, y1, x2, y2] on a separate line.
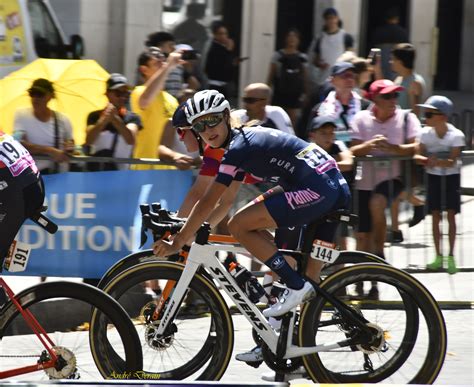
[27, 0, 65, 58]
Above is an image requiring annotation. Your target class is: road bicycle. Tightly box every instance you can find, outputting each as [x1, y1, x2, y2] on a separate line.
[101, 204, 447, 383]
[0, 208, 143, 381]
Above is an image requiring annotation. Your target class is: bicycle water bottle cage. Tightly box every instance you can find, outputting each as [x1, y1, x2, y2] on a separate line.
[325, 209, 359, 227]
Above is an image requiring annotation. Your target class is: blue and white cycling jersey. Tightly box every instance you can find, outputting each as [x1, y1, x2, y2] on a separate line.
[215, 126, 340, 189]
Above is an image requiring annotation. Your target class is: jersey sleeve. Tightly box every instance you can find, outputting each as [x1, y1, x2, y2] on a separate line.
[199, 147, 223, 177]
[344, 33, 354, 49]
[214, 141, 246, 186]
[452, 129, 466, 148]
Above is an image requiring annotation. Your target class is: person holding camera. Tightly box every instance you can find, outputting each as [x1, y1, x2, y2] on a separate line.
[144, 31, 201, 98]
[85, 73, 141, 171]
[13, 78, 74, 174]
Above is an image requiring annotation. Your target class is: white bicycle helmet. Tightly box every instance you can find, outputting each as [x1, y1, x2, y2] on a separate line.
[185, 89, 230, 123]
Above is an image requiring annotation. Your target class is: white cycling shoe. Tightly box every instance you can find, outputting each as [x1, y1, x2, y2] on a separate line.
[261, 366, 308, 381]
[263, 282, 316, 318]
[235, 346, 263, 362]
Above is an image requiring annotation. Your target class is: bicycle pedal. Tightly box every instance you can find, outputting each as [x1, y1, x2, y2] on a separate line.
[245, 360, 263, 369]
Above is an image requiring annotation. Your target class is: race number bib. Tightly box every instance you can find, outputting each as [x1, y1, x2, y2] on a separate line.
[3, 240, 32, 272]
[295, 143, 337, 174]
[310, 239, 340, 264]
[0, 134, 36, 177]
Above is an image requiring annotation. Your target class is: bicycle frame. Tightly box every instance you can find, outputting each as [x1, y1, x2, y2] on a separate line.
[0, 277, 59, 378]
[154, 241, 354, 359]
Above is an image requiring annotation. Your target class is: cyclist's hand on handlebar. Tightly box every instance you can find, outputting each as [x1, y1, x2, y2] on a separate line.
[153, 237, 183, 257]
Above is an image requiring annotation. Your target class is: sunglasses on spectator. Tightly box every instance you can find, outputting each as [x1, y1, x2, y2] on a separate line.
[28, 90, 47, 98]
[424, 111, 444, 119]
[380, 92, 399, 100]
[192, 114, 224, 133]
[111, 90, 131, 98]
[176, 127, 191, 140]
[242, 97, 265, 104]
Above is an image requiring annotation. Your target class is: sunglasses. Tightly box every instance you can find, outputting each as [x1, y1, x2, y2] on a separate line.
[176, 126, 191, 140]
[242, 97, 265, 104]
[424, 111, 444, 119]
[111, 90, 131, 98]
[28, 90, 47, 98]
[192, 114, 224, 133]
[380, 92, 399, 100]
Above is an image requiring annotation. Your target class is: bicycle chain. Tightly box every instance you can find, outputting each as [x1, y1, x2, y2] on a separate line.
[0, 354, 41, 358]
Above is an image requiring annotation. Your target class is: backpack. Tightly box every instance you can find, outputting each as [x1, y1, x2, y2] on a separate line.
[276, 50, 305, 96]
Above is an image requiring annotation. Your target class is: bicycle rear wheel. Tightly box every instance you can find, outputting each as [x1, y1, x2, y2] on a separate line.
[102, 261, 234, 380]
[0, 281, 142, 381]
[299, 263, 446, 384]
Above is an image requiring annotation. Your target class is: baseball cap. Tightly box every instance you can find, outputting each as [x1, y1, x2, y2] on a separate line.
[331, 62, 355, 76]
[172, 102, 190, 128]
[28, 78, 54, 95]
[106, 73, 131, 90]
[323, 7, 338, 18]
[369, 79, 404, 97]
[417, 95, 453, 117]
[176, 44, 193, 51]
[310, 115, 338, 131]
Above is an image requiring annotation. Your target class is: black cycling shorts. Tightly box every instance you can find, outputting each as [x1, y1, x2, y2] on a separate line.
[0, 169, 44, 266]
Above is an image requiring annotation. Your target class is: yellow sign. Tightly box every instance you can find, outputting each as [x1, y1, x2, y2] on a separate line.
[0, 0, 27, 66]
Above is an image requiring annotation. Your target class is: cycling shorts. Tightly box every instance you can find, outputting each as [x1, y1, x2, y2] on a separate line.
[255, 170, 351, 228]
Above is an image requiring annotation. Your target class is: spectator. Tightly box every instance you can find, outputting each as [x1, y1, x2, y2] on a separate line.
[415, 96, 465, 274]
[204, 21, 236, 97]
[371, 7, 409, 79]
[144, 31, 200, 98]
[310, 7, 354, 87]
[85, 73, 141, 171]
[391, 43, 425, 115]
[232, 83, 294, 135]
[307, 115, 354, 250]
[350, 79, 421, 298]
[172, 3, 208, 54]
[267, 28, 309, 130]
[313, 62, 371, 144]
[13, 78, 74, 175]
[131, 47, 192, 170]
[390, 43, 426, 237]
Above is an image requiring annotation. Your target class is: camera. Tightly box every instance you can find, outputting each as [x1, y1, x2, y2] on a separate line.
[368, 48, 381, 65]
[181, 50, 199, 60]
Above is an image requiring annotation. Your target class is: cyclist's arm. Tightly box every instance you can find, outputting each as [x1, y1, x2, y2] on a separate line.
[178, 174, 213, 217]
[207, 180, 241, 227]
[172, 180, 228, 248]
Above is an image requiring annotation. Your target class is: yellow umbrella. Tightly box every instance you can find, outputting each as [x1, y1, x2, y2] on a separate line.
[0, 58, 109, 145]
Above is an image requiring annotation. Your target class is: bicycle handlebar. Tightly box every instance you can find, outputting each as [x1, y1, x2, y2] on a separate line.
[139, 203, 210, 247]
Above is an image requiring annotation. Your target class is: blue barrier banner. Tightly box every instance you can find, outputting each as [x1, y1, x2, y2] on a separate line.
[6, 170, 193, 278]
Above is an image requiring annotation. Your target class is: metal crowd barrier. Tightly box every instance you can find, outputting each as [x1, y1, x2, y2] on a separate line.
[35, 152, 473, 273]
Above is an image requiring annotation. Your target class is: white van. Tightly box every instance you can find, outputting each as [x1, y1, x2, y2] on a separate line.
[0, 0, 83, 78]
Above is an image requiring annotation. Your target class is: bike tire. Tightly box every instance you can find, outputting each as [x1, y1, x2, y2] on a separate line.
[1, 281, 142, 380]
[102, 261, 234, 380]
[299, 263, 446, 384]
[97, 250, 156, 290]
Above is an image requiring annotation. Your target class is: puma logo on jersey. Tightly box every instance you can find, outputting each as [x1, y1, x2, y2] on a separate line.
[269, 158, 295, 173]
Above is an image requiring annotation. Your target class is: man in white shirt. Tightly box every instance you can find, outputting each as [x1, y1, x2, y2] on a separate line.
[13, 78, 74, 174]
[232, 83, 295, 135]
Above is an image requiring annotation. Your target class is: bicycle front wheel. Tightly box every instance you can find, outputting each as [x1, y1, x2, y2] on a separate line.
[299, 263, 446, 384]
[102, 261, 234, 380]
[0, 281, 142, 381]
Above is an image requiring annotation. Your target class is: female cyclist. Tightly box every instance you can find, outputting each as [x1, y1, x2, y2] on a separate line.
[154, 90, 351, 317]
